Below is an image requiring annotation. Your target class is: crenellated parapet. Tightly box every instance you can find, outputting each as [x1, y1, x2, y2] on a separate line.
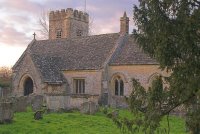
[49, 8, 89, 22]
[49, 8, 89, 39]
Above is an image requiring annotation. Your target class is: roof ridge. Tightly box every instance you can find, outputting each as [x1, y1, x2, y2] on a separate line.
[108, 34, 129, 65]
[102, 34, 128, 68]
[36, 33, 120, 42]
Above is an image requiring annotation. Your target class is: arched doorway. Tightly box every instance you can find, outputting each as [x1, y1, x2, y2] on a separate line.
[24, 77, 33, 96]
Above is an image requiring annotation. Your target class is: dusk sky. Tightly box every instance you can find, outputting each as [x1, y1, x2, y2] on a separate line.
[0, 0, 138, 67]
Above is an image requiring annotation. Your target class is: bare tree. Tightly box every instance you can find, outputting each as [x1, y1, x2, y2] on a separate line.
[37, 9, 93, 39]
[37, 10, 49, 39]
[0, 67, 12, 78]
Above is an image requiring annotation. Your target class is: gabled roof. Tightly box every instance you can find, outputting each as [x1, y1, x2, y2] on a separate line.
[30, 33, 120, 70]
[109, 35, 158, 65]
[28, 33, 120, 82]
[14, 33, 157, 83]
[31, 55, 65, 83]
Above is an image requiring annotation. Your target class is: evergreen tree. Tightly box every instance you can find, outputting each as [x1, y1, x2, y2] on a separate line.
[127, 0, 200, 133]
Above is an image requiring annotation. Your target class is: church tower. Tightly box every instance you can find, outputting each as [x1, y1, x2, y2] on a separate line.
[49, 8, 89, 39]
[120, 12, 129, 34]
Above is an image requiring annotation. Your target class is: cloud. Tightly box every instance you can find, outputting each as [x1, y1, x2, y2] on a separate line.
[0, 0, 138, 44]
[85, 0, 137, 34]
[0, 25, 30, 46]
[0, 0, 139, 66]
[0, 0, 42, 13]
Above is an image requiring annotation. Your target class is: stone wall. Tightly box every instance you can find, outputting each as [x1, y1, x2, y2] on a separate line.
[108, 65, 167, 107]
[63, 70, 102, 95]
[0, 101, 13, 123]
[0, 87, 11, 99]
[45, 84, 67, 94]
[13, 94, 44, 112]
[12, 54, 44, 96]
[45, 94, 99, 111]
[45, 95, 67, 111]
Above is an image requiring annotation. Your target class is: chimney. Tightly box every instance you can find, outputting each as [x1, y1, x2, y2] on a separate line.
[120, 12, 129, 34]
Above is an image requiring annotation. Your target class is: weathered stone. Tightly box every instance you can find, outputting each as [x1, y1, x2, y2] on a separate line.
[0, 88, 11, 99]
[30, 95, 44, 111]
[49, 9, 89, 39]
[100, 93, 108, 106]
[14, 96, 28, 112]
[34, 111, 43, 120]
[0, 102, 13, 124]
[80, 101, 98, 115]
[11, 94, 44, 112]
[11, 7, 167, 111]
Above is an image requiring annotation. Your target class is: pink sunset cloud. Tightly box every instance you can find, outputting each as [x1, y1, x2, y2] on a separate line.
[0, 0, 138, 66]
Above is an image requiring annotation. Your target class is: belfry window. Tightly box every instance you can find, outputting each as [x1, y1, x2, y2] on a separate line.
[114, 77, 124, 96]
[56, 30, 62, 38]
[74, 79, 85, 94]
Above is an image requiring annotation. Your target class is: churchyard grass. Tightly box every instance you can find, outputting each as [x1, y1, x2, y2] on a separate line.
[0, 109, 187, 134]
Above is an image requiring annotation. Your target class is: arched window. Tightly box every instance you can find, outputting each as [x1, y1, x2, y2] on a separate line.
[114, 77, 124, 96]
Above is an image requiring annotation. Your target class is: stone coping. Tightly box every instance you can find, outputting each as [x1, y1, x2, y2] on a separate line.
[44, 93, 99, 98]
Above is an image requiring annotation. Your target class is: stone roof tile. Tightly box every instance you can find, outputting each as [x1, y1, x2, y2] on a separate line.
[30, 33, 120, 82]
[109, 35, 158, 65]
[27, 33, 157, 83]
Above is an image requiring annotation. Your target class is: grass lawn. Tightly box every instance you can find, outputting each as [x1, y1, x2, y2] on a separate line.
[0, 110, 187, 134]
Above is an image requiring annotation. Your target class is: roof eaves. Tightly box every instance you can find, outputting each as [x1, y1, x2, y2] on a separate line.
[109, 63, 159, 66]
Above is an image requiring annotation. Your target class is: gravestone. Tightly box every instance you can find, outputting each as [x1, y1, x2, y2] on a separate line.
[34, 110, 43, 120]
[30, 95, 44, 111]
[14, 96, 28, 112]
[80, 101, 99, 114]
[0, 102, 13, 124]
[13, 94, 44, 112]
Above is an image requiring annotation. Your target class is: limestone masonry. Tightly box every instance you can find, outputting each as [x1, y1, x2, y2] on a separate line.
[12, 8, 163, 110]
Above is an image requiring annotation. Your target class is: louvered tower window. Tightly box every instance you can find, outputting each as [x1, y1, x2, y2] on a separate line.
[56, 30, 62, 38]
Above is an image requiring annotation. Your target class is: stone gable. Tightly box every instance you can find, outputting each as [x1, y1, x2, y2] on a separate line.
[12, 9, 163, 110]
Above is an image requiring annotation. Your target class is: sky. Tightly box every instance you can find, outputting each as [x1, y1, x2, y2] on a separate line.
[0, 0, 138, 67]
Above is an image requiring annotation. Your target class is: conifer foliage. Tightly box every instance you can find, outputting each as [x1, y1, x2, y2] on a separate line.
[127, 0, 200, 133]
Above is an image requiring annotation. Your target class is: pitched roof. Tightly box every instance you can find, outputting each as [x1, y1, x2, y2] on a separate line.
[109, 35, 158, 65]
[31, 55, 65, 83]
[30, 33, 120, 70]
[29, 33, 120, 82]
[15, 33, 157, 83]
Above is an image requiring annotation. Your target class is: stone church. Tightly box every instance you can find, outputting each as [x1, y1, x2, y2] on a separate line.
[12, 8, 163, 110]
